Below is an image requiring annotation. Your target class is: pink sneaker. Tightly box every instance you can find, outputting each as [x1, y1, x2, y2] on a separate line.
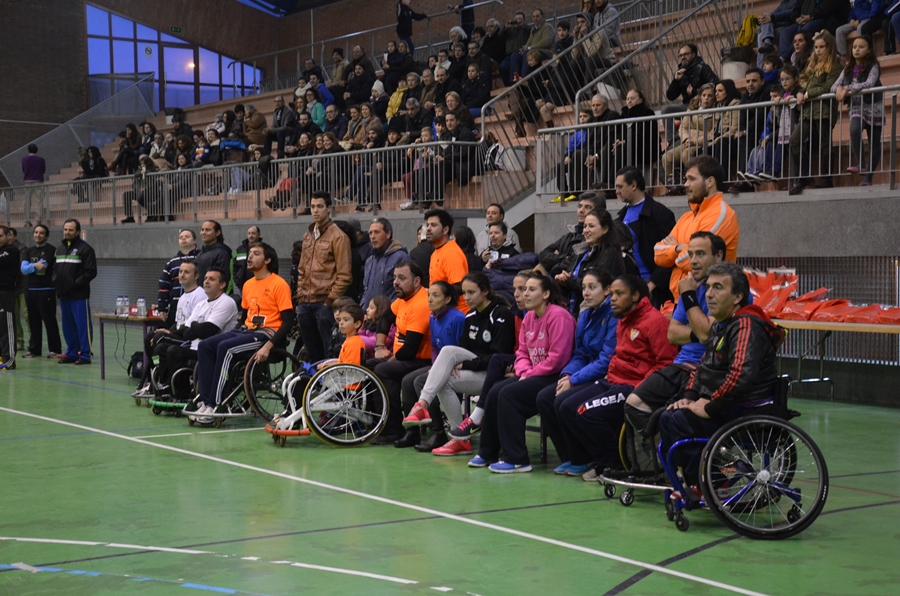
[432, 439, 473, 456]
[402, 402, 432, 427]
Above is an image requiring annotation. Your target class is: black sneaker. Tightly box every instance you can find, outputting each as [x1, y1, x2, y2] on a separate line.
[58, 357, 78, 364]
[74, 359, 92, 365]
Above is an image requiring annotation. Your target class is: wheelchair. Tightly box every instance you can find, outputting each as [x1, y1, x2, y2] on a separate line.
[147, 360, 196, 416]
[659, 377, 829, 539]
[598, 405, 670, 507]
[264, 362, 389, 448]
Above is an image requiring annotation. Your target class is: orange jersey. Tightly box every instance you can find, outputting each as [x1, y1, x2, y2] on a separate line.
[392, 286, 432, 360]
[338, 334, 367, 366]
[653, 192, 739, 300]
[430, 239, 469, 312]
[241, 273, 293, 331]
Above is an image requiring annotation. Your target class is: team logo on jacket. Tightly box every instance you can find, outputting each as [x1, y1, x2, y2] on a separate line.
[482, 330, 492, 342]
[630, 329, 640, 341]
[577, 392, 626, 414]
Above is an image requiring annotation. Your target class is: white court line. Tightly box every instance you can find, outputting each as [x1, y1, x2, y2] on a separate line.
[0, 406, 769, 596]
[132, 427, 264, 440]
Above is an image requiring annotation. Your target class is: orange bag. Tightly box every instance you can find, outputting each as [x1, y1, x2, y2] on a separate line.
[876, 308, 900, 325]
[794, 288, 829, 302]
[844, 304, 885, 324]
[779, 300, 826, 320]
[744, 268, 771, 300]
[660, 300, 675, 317]
[810, 300, 855, 322]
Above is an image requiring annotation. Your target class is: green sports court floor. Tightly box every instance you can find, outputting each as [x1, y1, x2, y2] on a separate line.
[1, 328, 899, 595]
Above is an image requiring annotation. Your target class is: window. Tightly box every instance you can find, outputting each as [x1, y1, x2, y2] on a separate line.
[86, 4, 263, 110]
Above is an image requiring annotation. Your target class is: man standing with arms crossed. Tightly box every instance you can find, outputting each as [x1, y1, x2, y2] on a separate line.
[56, 219, 97, 365]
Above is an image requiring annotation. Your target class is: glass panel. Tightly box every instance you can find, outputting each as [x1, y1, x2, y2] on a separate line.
[199, 86, 221, 105]
[112, 40, 136, 73]
[165, 83, 195, 109]
[136, 24, 157, 41]
[221, 59, 235, 85]
[137, 43, 158, 77]
[221, 86, 236, 100]
[88, 37, 111, 74]
[86, 5, 109, 37]
[111, 14, 134, 39]
[244, 64, 257, 89]
[198, 48, 219, 85]
[164, 46, 195, 82]
[160, 32, 182, 43]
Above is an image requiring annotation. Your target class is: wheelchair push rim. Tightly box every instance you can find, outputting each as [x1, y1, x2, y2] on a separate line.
[303, 363, 388, 447]
[244, 348, 301, 423]
[700, 415, 828, 540]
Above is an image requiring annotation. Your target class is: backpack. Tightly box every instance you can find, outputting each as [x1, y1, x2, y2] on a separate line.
[127, 351, 144, 379]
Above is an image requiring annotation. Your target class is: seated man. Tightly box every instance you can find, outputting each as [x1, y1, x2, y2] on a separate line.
[624, 232, 725, 425]
[192, 242, 295, 423]
[152, 268, 238, 398]
[132, 260, 206, 398]
[658, 261, 785, 497]
[367, 260, 432, 444]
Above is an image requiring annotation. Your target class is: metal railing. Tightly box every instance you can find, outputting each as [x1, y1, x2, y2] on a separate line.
[229, 0, 507, 95]
[0, 73, 156, 188]
[534, 85, 900, 199]
[1, 140, 490, 228]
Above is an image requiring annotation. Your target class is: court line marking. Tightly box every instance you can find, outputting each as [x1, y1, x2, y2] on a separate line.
[0, 406, 769, 596]
[132, 427, 264, 439]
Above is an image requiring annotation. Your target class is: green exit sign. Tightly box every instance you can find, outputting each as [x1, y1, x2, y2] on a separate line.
[170, 26, 183, 34]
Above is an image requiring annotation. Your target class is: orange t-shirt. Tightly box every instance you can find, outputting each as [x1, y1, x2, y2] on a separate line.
[391, 286, 432, 360]
[338, 334, 367, 366]
[242, 273, 293, 331]
[430, 239, 469, 312]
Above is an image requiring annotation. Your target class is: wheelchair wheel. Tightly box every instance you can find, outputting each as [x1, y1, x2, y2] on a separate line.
[244, 349, 301, 422]
[170, 366, 195, 403]
[699, 415, 828, 540]
[303, 364, 388, 447]
[619, 421, 659, 476]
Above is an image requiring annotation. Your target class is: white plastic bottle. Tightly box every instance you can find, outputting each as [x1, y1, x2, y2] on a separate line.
[137, 297, 147, 317]
[116, 296, 123, 316]
[124, 295, 131, 315]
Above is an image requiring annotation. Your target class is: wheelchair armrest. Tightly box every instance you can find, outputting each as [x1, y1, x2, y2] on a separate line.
[643, 408, 666, 439]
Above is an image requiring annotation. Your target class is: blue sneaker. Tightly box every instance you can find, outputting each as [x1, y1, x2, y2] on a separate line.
[553, 461, 572, 475]
[565, 463, 591, 476]
[489, 461, 532, 474]
[467, 455, 490, 468]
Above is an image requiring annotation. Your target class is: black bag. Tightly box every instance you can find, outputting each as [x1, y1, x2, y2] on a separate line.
[127, 351, 145, 379]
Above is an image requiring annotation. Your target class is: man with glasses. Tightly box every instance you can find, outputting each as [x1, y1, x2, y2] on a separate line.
[262, 96, 297, 159]
[323, 105, 349, 141]
[433, 67, 461, 107]
[665, 44, 719, 105]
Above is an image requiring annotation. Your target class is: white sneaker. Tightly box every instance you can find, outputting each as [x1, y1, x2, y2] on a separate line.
[398, 200, 413, 210]
[131, 384, 151, 397]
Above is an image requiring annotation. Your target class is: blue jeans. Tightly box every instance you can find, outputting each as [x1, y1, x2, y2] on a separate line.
[296, 302, 335, 363]
[60, 298, 92, 361]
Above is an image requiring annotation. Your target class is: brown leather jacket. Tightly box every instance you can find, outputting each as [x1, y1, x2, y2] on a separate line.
[243, 109, 267, 145]
[296, 218, 352, 305]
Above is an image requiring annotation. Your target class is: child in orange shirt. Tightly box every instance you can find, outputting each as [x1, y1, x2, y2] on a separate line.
[318, 303, 367, 369]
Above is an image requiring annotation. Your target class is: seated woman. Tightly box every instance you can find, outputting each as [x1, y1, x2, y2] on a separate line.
[708, 79, 742, 173]
[460, 63, 491, 119]
[467, 272, 577, 473]
[383, 40, 416, 94]
[340, 104, 367, 150]
[394, 281, 466, 449]
[535, 269, 617, 476]
[305, 87, 327, 130]
[551, 208, 629, 313]
[402, 272, 517, 455]
[660, 83, 715, 194]
[556, 275, 677, 475]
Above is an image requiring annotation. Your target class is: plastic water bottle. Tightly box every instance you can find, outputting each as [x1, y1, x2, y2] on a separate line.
[124, 295, 130, 315]
[116, 296, 123, 316]
[137, 297, 147, 317]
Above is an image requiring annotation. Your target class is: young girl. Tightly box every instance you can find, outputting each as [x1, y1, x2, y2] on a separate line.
[403, 273, 517, 456]
[535, 269, 618, 476]
[551, 107, 592, 203]
[361, 296, 395, 356]
[789, 30, 840, 195]
[831, 35, 883, 186]
[318, 304, 368, 368]
[469, 272, 577, 473]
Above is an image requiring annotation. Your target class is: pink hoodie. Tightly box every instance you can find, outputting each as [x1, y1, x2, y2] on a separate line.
[514, 304, 576, 378]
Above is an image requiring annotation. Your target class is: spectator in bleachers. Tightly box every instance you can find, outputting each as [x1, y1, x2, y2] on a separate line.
[171, 153, 192, 202]
[779, 0, 850, 62]
[171, 114, 193, 139]
[537, 192, 603, 274]
[582, 94, 621, 195]
[762, 54, 783, 89]
[148, 133, 171, 171]
[790, 30, 813, 72]
[448, 0, 475, 37]
[360, 102, 381, 133]
[461, 64, 491, 118]
[349, 45, 377, 82]
[400, 72, 423, 114]
[665, 44, 719, 105]
[344, 63, 375, 107]
[553, 107, 593, 202]
[294, 76, 311, 100]
[447, 26, 468, 54]
[437, 49, 452, 71]
[447, 42, 469, 84]
[476, 203, 522, 254]
[789, 30, 841, 194]
[742, 81, 793, 183]
[323, 104, 349, 141]
[120, 155, 162, 223]
[404, 126, 443, 209]
[531, 21, 577, 130]
[308, 73, 335, 108]
[371, 80, 389, 122]
[708, 79, 742, 175]
[329, 48, 349, 86]
[396, 0, 427, 54]
[419, 69, 437, 109]
[139, 122, 156, 156]
[190, 135, 211, 168]
[571, 12, 617, 89]
[508, 8, 556, 79]
[452, 226, 484, 274]
[614, 167, 676, 306]
[387, 78, 409, 122]
[611, 89, 659, 178]
[466, 40, 494, 78]
[398, 97, 433, 143]
[207, 114, 226, 137]
[110, 123, 141, 176]
[207, 129, 225, 167]
[243, 104, 266, 147]
[302, 58, 324, 84]
[755, 0, 798, 62]
[552, 208, 630, 313]
[654, 155, 739, 300]
[836, 0, 884, 60]
[230, 104, 246, 138]
[304, 88, 326, 129]
[499, 11, 529, 85]
[384, 40, 417, 95]
[443, 90, 475, 129]
[661, 83, 716, 193]
[291, 110, 323, 146]
[437, 112, 476, 199]
[594, 0, 622, 46]
[832, 35, 883, 186]
[727, 68, 771, 192]
[286, 130, 315, 158]
[174, 134, 193, 159]
[482, 19, 506, 68]
[340, 105, 367, 150]
[163, 132, 178, 163]
[433, 67, 461, 108]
